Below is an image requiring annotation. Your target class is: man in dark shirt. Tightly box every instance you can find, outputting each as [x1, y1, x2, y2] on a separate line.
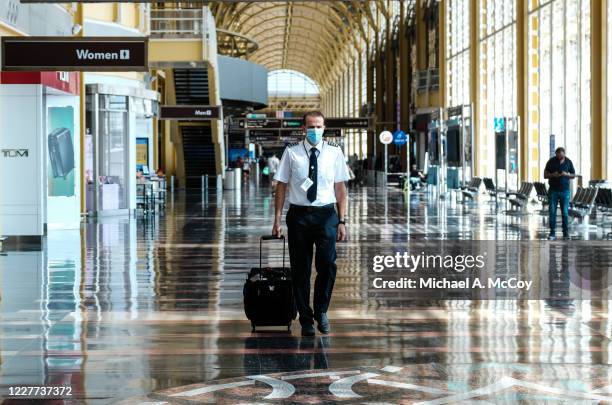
[543, 147, 576, 240]
[409, 164, 426, 190]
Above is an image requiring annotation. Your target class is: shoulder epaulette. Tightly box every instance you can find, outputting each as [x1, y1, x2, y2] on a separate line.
[327, 141, 341, 148]
[286, 142, 299, 148]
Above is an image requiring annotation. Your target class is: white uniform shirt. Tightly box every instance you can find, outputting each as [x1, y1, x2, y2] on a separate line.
[274, 140, 349, 206]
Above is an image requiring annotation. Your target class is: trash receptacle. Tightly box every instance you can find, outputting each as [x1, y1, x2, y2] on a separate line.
[224, 169, 236, 190]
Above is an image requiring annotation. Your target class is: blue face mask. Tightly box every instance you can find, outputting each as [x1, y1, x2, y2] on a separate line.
[306, 128, 324, 145]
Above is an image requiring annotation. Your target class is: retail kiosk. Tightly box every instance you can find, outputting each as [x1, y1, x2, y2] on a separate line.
[0, 71, 81, 242]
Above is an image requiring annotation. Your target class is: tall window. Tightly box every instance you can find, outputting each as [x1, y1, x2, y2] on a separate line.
[446, 0, 471, 107]
[528, 0, 591, 182]
[390, 0, 401, 19]
[268, 70, 319, 97]
[479, 0, 517, 178]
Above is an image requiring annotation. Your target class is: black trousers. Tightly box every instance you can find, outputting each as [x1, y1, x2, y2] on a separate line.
[286, 204, 338, 326]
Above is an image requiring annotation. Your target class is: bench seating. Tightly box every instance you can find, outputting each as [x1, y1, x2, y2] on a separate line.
[507, 182, 534, 211]
[594, 187, 612, 239]
[461, 177, 482, 200]
[569, 187, 598, 219]
[483, 177, 501, 201]
[533, 182, 548, 215]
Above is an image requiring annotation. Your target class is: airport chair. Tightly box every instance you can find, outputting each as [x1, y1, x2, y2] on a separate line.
[533, 182, 549, 216]
[594, 188, 612, 239]
[569, 187, 585, 209]
[589, 179, 606, 187]
[153, 177, 167, 210]
[569, 186, 598, 232]
[461, 177, 482, 201]
[505, 182, 533, 214]
[136, 183, 156, 217]
[483, 177, 499, 202]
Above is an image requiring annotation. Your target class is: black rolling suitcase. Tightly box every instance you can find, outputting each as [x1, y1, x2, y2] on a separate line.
[243, 235, 297, 332]
[48, 127, 75, 178]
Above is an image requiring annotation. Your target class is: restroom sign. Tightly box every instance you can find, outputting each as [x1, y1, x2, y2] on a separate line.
[159, 105, 221, 121]
[1, 37, 148, 71]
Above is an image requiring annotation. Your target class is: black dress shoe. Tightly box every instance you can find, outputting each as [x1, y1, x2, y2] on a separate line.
[316, 313, 330, 334]
[301, 324, 315, 336]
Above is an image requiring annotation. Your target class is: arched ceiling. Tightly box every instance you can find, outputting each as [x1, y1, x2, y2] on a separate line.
[210, 1, 390, 88]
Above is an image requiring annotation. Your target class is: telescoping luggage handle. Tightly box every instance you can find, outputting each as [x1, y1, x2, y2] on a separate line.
[260, 235, 286, 269]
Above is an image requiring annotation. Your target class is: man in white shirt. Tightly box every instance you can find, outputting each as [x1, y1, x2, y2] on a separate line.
[272, 111, 349, 336]
[268, 153, 280, 194]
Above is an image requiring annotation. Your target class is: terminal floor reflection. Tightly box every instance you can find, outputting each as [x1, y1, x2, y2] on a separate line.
[0, 186, 611, 404]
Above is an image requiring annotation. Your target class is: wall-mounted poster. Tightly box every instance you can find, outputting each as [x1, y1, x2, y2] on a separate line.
[136, 137, 149, 172]
[48, 106, 75, 197]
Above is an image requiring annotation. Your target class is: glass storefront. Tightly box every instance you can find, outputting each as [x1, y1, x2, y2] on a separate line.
[99, 95, 129, 210]
[85, 85, 159, 215]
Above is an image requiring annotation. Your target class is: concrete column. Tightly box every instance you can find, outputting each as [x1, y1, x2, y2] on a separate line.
[516, 0, 529, 181]
[352, 57, 357, 118]
[152, 71, 160, 171]
[367, 43, 375, 159]
[470, 0, 480, 177]
[591, 0, 607, 180]
[416, 0, 427, 72]
[358, 50, 364, 158]
[163, 69, 177, 178]
[338, 75, 342, 117]
[385, 14, 395, 128]
[400, 1, 411, 168]
[375, 49, 384, 163]
[438, 0, 447, 107]
[75, 4, 86, 214]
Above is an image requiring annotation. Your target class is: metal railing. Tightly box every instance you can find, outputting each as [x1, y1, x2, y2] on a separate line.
[150, 8, 258, 57]
[217, 28, 259, 58]
[150, 8, 204, 37]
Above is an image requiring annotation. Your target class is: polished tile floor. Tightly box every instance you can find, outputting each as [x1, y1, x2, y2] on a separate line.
[1, 184, 611, 404]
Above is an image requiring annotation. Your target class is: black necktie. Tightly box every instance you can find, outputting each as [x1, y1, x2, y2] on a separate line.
[307, 148, 318, 202]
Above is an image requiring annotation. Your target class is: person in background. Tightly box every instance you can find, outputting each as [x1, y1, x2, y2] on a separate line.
[242, 157, 250, 183]
[348, 153, 358, 168]
[156, 168, 165, 178]
[409, 164, 426, 190]
[85, 169, 94, 184]
[260, 155, 269, 185]
[544, 147, 576, 240]
[268, 153, 280, 194]
[136, 170, 146, 184]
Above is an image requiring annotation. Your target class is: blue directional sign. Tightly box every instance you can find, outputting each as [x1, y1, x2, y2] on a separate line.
[393, 129, 408, 146]
[494, 117, 506, 133]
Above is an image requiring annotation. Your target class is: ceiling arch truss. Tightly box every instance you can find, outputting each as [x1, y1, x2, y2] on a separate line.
[209, 1, 390, 86]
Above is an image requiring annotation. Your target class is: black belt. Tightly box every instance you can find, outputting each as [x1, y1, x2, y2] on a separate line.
[289, 203, 335, 213]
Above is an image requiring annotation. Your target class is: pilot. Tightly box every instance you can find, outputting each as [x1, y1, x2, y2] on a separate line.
[272, 111, 349, 336]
